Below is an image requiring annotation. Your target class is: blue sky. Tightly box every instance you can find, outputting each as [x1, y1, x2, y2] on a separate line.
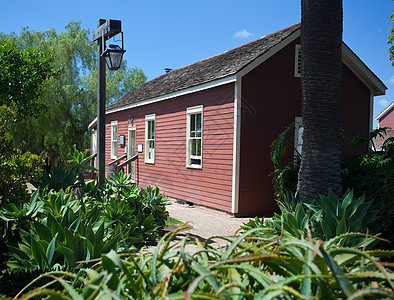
[1, 0, 393, 128]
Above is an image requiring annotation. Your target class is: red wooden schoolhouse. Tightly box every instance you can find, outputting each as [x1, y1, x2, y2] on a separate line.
[89, 23, 386, 215]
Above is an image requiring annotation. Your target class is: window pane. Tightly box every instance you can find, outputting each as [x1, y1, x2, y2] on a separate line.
[113, 142, 117, 157]
[148, 121, 152, 139]
[191, 139, 196, 156]
[196, 113, 201, 132]
[196, 138, 201, 156]
[151, 121, 155, 138]
[191, 158, 201, 165]
[190, 114, 195, 133]
[148, 140, 155, 159]
[112, 125, 117, 141]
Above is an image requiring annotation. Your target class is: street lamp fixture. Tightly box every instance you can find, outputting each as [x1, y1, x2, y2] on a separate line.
[92, 19, 125, 186]
[102, 44, 126, 70]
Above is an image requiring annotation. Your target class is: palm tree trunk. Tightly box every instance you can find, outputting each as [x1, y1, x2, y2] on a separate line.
[297, 0, 343, 201]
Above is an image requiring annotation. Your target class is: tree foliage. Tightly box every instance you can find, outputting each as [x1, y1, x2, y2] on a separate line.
[0, 39, 53, 206]
[1, 21, 146, 163]
[389, 12, 394, 66]
[0, 39, 53, 118]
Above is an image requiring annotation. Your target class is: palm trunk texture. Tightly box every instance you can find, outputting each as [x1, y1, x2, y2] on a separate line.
[297, 0, 343, 201]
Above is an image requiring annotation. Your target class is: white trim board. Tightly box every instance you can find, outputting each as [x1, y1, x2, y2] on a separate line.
[231, 79, 242, 214]
[88, 117, 97, 130]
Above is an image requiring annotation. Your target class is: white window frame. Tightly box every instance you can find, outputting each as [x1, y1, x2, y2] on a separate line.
[294, 44, 301, 78]
[186, 105, 203, 169]
[294, 116, 303, 157]
[111, 121, 118, 159]
[145, 114, 156, 164]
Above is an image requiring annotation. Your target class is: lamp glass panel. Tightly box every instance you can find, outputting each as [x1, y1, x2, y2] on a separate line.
[111, 52, 123, 69]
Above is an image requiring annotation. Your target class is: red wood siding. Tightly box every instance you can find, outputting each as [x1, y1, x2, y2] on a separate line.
[341, 64, 370, 158]
[238, 39, 302, 215]
[238, 38, 372, 215]
[379, 106, 394, 129]
[106, 84, 235, 212]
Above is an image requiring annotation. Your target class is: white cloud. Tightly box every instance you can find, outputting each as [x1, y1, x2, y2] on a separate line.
[388, 75, 394, 84]
[378, 98, 389, 107]
[234, 29, 254, 38]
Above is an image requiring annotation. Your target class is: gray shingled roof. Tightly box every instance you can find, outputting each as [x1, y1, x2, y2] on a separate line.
[107, 23, 301, 111]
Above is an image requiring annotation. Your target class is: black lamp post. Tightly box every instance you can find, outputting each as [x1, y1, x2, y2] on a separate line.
[92, 19, 125, 186]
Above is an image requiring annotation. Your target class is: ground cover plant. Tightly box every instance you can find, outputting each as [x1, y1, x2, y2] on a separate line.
[0, 154, 169, 297]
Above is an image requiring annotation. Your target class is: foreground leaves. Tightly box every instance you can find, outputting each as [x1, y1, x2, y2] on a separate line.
[16, 227, 393, 299]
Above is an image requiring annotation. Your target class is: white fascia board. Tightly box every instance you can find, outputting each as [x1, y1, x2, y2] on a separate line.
[232, 78, 242, 214]
[342, 44, 387, 96]
[375, 101, 394, 120]
[88, 117, 97, 130]
[106, 75, 237, 115]
[236, 30, 301, 79]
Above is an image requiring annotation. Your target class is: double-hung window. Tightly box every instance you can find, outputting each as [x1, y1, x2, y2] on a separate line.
[186, 105, 203, 168]
[145, 114, 155, 163]
[111, 121, 118, 159]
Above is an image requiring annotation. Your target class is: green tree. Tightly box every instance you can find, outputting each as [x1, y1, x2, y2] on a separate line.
[2, 21, 146, 163]
[83, 60, 147, 105]
[297, 0, 343, 200]
[0, 39, 53, 206]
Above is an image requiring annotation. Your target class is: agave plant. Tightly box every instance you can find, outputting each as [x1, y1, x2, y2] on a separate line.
[102, 170, 134, 200]
[243, 190, 378, 248]
[15, 226, 393, 299]
[6, 196, 119, 271]
[33, 162, 77, 192]
[66, 150, 97, 198]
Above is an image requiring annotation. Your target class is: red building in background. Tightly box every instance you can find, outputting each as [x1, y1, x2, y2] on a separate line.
[375, 102, 394, 150]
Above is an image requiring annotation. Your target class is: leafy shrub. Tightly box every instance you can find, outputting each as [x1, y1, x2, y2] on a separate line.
[270, 125, 394, 243]
[342, 150, 394, 245]
[0, 171, 169, 297]
[269, 122, 300, 202]
[15, 226, 394, 299]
